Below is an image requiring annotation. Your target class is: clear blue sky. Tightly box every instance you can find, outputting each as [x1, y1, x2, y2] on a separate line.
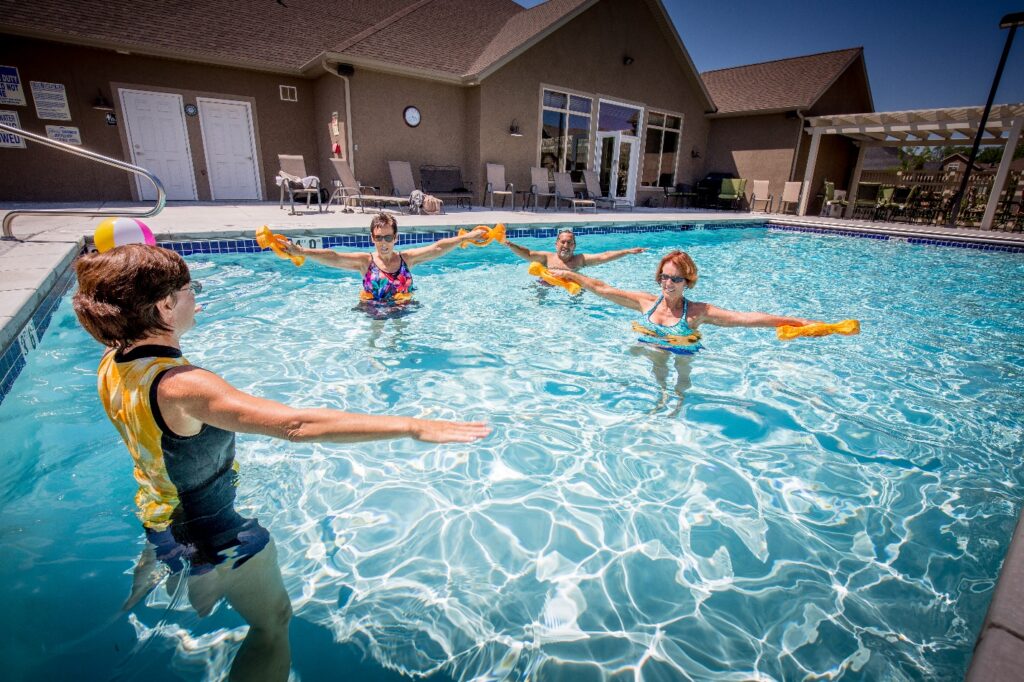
[516, 0, 1024, 112]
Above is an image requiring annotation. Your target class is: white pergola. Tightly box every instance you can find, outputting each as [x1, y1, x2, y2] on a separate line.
[798, 103, 1024, 229]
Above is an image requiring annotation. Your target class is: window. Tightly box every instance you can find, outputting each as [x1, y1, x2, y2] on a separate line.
[279, 85, 298, 102]
[641, 112, 682, 188]
[540, 88, 592, 181]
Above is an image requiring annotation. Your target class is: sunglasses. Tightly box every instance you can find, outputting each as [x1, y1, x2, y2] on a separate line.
[183, 281, 203, 294]
[371, 234, 396, 243]
[658, 274, 687, 284]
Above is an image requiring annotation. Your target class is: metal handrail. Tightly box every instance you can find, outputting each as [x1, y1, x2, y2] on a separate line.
[0, 122, 166, 240]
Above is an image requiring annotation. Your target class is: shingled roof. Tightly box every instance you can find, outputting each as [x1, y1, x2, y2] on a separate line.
[0, 0, 593, 80]
[701, 48, 864, 116]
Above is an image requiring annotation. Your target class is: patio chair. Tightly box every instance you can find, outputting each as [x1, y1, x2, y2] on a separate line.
[749, 180, 772, 212]
[528, 167, 557, 211]
[872, 186, 895, 221]
[820, 180, 848, 217]
[420, 165, 474, 209]
[851, 182, 881, 220]
[328, 159, 410, 213]
[777, 181, 802, 214]
[718, 178, 747, 210]
[664, 183, 696, 208]
[582, 170, 632, 211]
[388, 160, 444, 215]
[554, 172, 596, 213]
[277, 154, 323, 215]
[484, 163, 514, 210]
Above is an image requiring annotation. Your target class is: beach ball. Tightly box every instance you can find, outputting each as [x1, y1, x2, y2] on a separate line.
[93, 217, 156, 253]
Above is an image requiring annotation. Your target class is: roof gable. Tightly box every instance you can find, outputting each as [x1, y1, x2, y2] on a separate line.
[701, 48, 863, 116]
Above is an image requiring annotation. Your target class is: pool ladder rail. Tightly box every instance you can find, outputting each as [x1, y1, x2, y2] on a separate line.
[0, 122, 166, 240]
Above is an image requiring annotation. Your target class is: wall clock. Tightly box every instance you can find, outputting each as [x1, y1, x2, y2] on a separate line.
[403, 106, 421, 127]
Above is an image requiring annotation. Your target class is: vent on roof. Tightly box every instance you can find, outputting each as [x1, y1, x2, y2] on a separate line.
[279, 85, 298, 102]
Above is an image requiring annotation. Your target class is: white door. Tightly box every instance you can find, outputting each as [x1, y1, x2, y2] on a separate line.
[197, 98, 261, 200]
[119, 89, 197, 200]
[595, 132, 640, 202]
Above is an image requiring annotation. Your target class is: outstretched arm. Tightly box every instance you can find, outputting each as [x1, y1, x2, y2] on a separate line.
[694, 302, 816, 328]
[504, 240, 548, 264]
[283, 241, 370, 272]
[555, 270, 655, 312]
[579, 247, 646, 267]
[403, 227, 488, 267]
[159, 367, 491, 444]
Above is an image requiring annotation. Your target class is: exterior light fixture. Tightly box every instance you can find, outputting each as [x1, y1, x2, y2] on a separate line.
[92, 89, 114, 111]
[622, 55, 634, 66]
[948, 11, 1024, 225]
[691, 148, 701, 159]
[509, 119, 523, 137]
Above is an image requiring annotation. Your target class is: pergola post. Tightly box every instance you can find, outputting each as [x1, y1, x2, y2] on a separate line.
[798, 128, 822, 216]
[981, 115, 1024, 230]
[844, 143, 868, 219]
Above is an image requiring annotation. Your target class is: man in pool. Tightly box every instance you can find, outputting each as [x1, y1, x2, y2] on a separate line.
[504, 228, 645, 271]
[72, 245, 490, 681]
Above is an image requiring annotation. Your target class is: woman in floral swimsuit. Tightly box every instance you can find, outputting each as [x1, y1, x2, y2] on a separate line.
[283, 213, 486, 305]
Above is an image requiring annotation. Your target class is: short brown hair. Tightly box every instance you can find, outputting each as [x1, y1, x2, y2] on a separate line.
[654, 250, 698, 288]
[73, 245, 190, 348]
[369, 213, 398, 235]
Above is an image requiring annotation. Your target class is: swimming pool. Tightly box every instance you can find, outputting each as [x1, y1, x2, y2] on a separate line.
[2, 225, 1023, 680]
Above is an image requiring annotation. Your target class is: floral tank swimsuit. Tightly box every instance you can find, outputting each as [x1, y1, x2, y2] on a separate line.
[361, 254, 414, 302]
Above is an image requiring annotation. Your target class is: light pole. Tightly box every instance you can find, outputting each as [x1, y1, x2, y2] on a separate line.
[947, 11, 1024, 226]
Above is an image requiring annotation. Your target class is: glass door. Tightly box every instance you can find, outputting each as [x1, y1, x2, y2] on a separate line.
[596, 131, 639, 202]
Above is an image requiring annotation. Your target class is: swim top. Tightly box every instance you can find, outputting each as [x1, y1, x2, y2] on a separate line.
[633, 295, 703, 355]
[97, 345, 238, 532]
[362, 254, 414, 302]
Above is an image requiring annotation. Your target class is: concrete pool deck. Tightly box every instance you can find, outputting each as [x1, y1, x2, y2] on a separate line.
[2, 199, 1024, 676]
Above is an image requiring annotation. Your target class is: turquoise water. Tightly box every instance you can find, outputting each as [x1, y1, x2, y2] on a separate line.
[2, 227, 1024, 680]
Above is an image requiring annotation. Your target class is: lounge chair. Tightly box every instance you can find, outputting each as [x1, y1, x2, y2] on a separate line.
[420, 165, 474, 209]
[328, 159, 410, 213]
[777, 182, 802, 214]
[484, 163, 514, 210]
[277, 154, 323, 215]
[820, 180, 848, 217]
[554, 172, 596, 213]
[749, 180, 772, 212]
[582, 170, 632, 211]
[388, 160, 444, 214]
[528, 167, 557, 211]
[851, 182, 881, 220]
[718, 178, 747, 210]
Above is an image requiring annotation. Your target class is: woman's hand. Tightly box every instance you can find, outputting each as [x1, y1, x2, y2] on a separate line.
[281, 239, 304, 257]
[623, 247, 645, 255]
[461, 226, 489, 242]
[409, 418, 491, 443]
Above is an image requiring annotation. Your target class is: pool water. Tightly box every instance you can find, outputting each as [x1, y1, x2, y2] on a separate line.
[2, 226, 1024, 680]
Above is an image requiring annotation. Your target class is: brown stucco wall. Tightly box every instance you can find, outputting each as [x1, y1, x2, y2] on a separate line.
[343, 70, 468, 196]
[0, 34, 316, 202]
[474, 0, 712, 207]
[704, 114, 801, 202]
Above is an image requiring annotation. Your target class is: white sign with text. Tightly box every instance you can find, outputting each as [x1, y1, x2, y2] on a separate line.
[30, 81, 71, 120]
[0, 110, 26, 148]
[45, 125, 81, 145]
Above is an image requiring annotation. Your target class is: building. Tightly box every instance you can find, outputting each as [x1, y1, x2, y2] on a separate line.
[0, 0, 717, 207]
[700, 48, 874, 211]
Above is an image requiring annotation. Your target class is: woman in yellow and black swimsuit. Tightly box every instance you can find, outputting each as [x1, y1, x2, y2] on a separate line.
[73, 245, 489, 681]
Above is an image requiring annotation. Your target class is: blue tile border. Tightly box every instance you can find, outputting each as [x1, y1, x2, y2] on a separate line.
[0, 259, 77, 404]
[2, 219, 1022, 408]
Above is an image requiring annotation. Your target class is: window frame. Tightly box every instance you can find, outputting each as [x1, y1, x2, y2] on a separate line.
[537, 84, 594, 179]
[640, 109, 684, 189]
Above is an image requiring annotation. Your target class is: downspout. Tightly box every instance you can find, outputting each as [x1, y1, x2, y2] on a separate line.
[322, 59, 356, 175]
[788, 110, 806, 181]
